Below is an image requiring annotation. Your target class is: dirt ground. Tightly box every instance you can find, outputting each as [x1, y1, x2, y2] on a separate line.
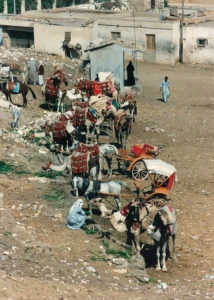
[0, 56, 214, 300]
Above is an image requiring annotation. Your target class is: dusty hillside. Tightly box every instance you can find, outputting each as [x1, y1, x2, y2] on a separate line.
[0, 48, 214, 299]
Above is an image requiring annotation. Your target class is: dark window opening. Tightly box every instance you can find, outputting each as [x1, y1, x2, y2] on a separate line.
[9, 31, 34, 48]
[65, 32, 71, 41]
[111, 32, 121, 39]
[151, 0, 155, 9]
[197, 39, 208, 47]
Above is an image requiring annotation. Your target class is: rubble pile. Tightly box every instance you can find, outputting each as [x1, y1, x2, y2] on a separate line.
[0, 46, 84, 87]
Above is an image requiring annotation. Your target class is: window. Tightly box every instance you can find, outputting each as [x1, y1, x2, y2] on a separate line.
[197, 38, 208, 47]
[111, 32, 121, 39]
[146, 34, 156, 50]
[65, 32, 71, 41]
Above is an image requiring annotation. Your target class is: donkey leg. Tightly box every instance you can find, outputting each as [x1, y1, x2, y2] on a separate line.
[23, 95, 27, 108]
[161, 241, 168, 272]
[172, 234, 177, 262]
[114, 196, 121, 211]
[156, 245, 161, 271]
[106, 157, 113, 177]
[98, 158, 103, 181]
[86, 195, 92, 216]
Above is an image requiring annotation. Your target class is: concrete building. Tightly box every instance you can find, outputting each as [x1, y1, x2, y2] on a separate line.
[183, 21, 214, 64]
[0, 7, 213, 65]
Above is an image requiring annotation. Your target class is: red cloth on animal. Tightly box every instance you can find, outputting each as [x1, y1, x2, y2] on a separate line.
[93, 82, 102, 96]
[45, 78, 58, 97]
[54, 70, 66, 82]
[120, 202, 132, 217]
[71, 151, 90, 174]
[53, 120, 67, 139]
[75, 143, 99, 164]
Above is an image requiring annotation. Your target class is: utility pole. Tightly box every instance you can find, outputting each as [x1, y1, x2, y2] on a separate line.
[14, 0, 16, 14]
[179, 0, 184, 63]
[132, 7, 137, 85]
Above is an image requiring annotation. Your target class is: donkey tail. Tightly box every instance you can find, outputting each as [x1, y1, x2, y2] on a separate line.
[28, 86, 37, 99]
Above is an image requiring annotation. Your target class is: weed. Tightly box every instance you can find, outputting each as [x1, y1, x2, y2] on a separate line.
[102, 240, 131, 260]
[42, 190, 67, 208]
[148, 277, 158, 284]
[33, 170, 62, 179]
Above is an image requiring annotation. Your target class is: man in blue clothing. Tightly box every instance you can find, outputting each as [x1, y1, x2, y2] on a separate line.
[160, 76, 170, 103]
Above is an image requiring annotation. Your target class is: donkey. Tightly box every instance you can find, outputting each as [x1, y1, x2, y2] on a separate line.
[44, 152, 99, 180]
[43, 143, 118, 180]
[109, 201, 158, 253]
[114, 110, 132, 148]
[147, 205, 177, 272]
[0, 81, 36, 108]
[72, 176, 130, 214]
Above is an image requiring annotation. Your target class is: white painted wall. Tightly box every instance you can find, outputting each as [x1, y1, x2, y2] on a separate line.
[183, 24, 214, 64]
[98, 20, 180, 64]
[34, 23, 94, 56]
[34, 24, 93, 55]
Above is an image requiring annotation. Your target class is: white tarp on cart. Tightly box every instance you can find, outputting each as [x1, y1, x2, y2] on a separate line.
[143, 159, 177, 181]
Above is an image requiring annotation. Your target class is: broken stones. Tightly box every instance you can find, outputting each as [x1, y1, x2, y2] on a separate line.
[127, 254, 148, 282]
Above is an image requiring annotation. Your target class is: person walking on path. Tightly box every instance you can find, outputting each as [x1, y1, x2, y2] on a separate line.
[66, 199, 86, 229]
[126, 61, 135, 86]
[28, 58, 38, 85]
[160, 76, 170, 103]
[38, 61, 44, 86]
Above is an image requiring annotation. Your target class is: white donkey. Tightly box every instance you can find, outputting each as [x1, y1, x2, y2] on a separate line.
[72, 176, 130, 214]
[45, 142, 118, 180]
[147, 205, 177, 272]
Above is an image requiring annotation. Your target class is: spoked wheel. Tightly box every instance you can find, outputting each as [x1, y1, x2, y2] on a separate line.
[131, 161, 148, 180]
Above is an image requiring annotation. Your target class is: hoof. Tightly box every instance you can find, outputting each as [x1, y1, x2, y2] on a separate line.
[156, 266, 161, 271]
[162, 267, 167, 272]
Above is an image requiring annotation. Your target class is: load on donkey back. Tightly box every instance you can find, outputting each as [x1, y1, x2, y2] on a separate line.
[43, 65, 68, 111]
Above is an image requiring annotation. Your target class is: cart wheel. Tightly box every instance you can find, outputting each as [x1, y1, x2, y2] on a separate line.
[132, 161, 148, 180]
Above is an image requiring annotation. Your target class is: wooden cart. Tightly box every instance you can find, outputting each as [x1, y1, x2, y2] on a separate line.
[116, 144, 160, 180]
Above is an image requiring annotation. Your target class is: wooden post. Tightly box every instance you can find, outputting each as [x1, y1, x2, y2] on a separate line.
[179, 0, 184, 63]
[21, 0, 25, 14]
[3, 0, 8, 15]
[37, 0, 41, 11]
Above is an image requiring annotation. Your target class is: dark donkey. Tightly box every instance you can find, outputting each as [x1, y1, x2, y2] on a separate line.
[0, 80, 36, 108]
[114, 110, 132, 148]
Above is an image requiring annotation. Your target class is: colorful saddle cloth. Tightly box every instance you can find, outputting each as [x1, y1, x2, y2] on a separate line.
[7, 82, 20, 93]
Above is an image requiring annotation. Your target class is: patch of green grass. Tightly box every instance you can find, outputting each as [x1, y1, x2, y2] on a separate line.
[33, 170, 62, 179]
[83, 228, 98, 235]
[0, 161, 30, 175]
[148, 277, 158, 284]
[42, 190, 67, 208]
[89, 250, 107, 261]
[0, 161, 62, 178]
[102, 241, 131, 260]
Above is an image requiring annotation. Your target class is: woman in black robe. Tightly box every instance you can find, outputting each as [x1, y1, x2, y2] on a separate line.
[126, 61, 135, 86]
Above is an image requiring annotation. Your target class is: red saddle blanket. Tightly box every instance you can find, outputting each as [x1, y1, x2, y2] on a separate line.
[76, 80, 109, 96]
[71, 151, 90, 174]
[45, 78, 58, 97]
[53, 120, 67, 139]
[73, 107, 87, 128]
[75, 143, 99, 164]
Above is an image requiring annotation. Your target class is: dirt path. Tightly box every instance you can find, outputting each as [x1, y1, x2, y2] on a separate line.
[0, 59, 214, 299]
